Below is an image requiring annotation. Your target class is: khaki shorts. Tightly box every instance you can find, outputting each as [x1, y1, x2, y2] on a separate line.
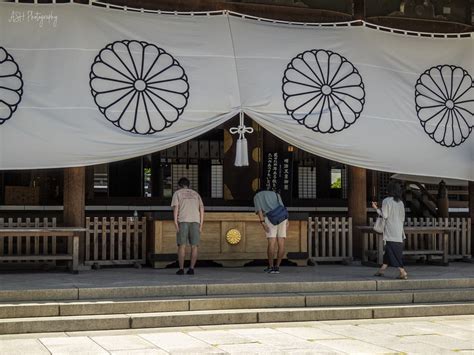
[264, 217, 288, 239]
[177, 222, 200, 246]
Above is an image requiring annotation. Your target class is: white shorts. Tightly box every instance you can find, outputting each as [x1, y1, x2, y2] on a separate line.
[264, 217, 288, 239]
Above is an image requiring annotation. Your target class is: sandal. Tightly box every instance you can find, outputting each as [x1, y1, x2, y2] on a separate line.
[397, 272, 408, 280]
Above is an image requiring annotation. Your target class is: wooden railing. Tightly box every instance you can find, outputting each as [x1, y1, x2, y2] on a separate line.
[0, 218, 58, 257]
[0, 218, 80, 273]
[0, 217, 56, 228]
[308, 217, 353, 262]
[366, 217, 471, 261]
[85, 217, 147, 267]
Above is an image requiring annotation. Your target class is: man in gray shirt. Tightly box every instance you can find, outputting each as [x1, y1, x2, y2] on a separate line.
[253, 189, 289, 274]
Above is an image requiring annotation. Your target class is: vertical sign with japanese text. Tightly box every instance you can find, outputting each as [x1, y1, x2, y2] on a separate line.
[263, 152, 292, 202]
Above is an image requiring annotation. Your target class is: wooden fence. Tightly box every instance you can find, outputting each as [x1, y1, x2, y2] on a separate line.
[0, 217, 56, 228]
[0, 218, 58, 259]
[0, 218, 76, 271]
[85, 217, 147, 267]
[366, 217, 471, 261]
[308, 217, 353, 262]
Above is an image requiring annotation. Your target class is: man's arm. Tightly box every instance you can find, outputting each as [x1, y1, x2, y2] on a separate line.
[199, 205, 204, 232]
[257, 210, 269, 233]
[173, 205, 179, 231]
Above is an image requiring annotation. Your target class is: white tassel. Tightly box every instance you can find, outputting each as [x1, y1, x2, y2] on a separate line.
[234, 139, 243, 166]
[240, 138, 249, 166]
[229, 111, 253, 167]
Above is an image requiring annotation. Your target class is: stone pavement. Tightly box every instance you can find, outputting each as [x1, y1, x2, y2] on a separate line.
[0, 315, 472, 354]
[0, 262, 473, 290]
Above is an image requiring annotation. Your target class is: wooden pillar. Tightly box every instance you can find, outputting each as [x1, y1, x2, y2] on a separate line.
[469, 181, 474, 256]
[437, 180, 449, 218]
[353, 0, 364, 19]
[63, 167, 85, 261]
[348, 166, 367, 259]
[316, 157, 331, 199]
[85, 166, 95, 201]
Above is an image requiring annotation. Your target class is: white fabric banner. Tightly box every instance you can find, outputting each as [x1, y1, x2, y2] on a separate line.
[0, 3, 240, 169]
[0, 3, 472, 181]
[228, 16, 473, 181]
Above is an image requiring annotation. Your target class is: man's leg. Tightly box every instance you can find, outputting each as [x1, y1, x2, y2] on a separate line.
[275, 220, 288, 268]
[276, 237, 285, 267]
[176, 223, 188, 273]
[190, 246, 198, 269]
[178, 245, 186, 270]
[188, 223, 200, 273]
[267, 238, 276, 267]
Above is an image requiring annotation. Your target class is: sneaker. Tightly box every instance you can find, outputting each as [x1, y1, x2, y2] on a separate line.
[176, 269, 184, 275]
[270, 266, 280, 274]
[186, 268, 195, 275]
[263, 266, 273, 273]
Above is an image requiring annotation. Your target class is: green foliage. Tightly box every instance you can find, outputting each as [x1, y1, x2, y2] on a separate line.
[331, 177, 342, 189]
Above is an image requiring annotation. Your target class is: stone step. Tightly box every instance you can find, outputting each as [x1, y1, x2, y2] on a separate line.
[0, 288, 473, 319]
[0, 302, 472, 334]
[0, 278, 472, 302]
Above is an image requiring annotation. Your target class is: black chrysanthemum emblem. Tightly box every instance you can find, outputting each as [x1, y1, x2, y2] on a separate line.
[282, 49, 365, 133]
[90, 40, 189, 135]
[415, 65, 473, 147]
[0, 47, 23, 125]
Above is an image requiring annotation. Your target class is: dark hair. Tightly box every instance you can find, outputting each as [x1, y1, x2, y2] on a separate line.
[177, 177, 190, 188]
[256, 186, 278, 194]
[387, 181, 403, 202]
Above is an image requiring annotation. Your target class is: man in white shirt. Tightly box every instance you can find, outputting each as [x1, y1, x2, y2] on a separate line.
[171, 177, 204, 275]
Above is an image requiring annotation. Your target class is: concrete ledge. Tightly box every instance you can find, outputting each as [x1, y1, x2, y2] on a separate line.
[257, 307, 373, 323]
[2, 302, 473, 334]
[130, 310, 257, 328]
[305, 292, 413, 307]
[60, 299, 189, 316]
[373, 303, 474, 318]
[0, 315, 130, 334]
[189, 295, 305, 311]
[414, 289, 474, 303]
[376, 278, 474, 291]
[0, 304, 59, 319]
[0, 289, 78, 302]
[207, 281, 376, 295]
[78, 285, 206, 299]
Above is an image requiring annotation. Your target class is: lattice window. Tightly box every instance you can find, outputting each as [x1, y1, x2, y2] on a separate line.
[211, 162, 223, 199]
[172, 164, 198, 192]
[298, 166, 317, 199]
[342, 166, 348, 199]
[93, 164, 108, 193]
[377, 172, 392, 201]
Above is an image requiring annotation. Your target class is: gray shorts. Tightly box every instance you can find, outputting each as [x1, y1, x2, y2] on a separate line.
[177, 222, 200, 246]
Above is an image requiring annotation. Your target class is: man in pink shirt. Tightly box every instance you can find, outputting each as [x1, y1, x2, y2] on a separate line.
[171, 177, 204, 275]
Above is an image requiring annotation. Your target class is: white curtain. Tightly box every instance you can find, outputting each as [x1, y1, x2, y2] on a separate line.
[0, 2, 472, 181]
[228, 16, 473, 181]
[0, 3, 240, 169]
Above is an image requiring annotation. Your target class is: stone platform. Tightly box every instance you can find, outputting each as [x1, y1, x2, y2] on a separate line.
[0, 263, 472, 334]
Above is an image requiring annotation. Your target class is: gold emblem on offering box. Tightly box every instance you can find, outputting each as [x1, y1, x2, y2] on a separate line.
[226, 228, 241, 245]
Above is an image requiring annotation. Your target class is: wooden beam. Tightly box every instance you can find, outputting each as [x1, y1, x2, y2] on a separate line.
[64, 167, 86, 262]
[348, 166, 366, 259]
[365, 16, 472, 33]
